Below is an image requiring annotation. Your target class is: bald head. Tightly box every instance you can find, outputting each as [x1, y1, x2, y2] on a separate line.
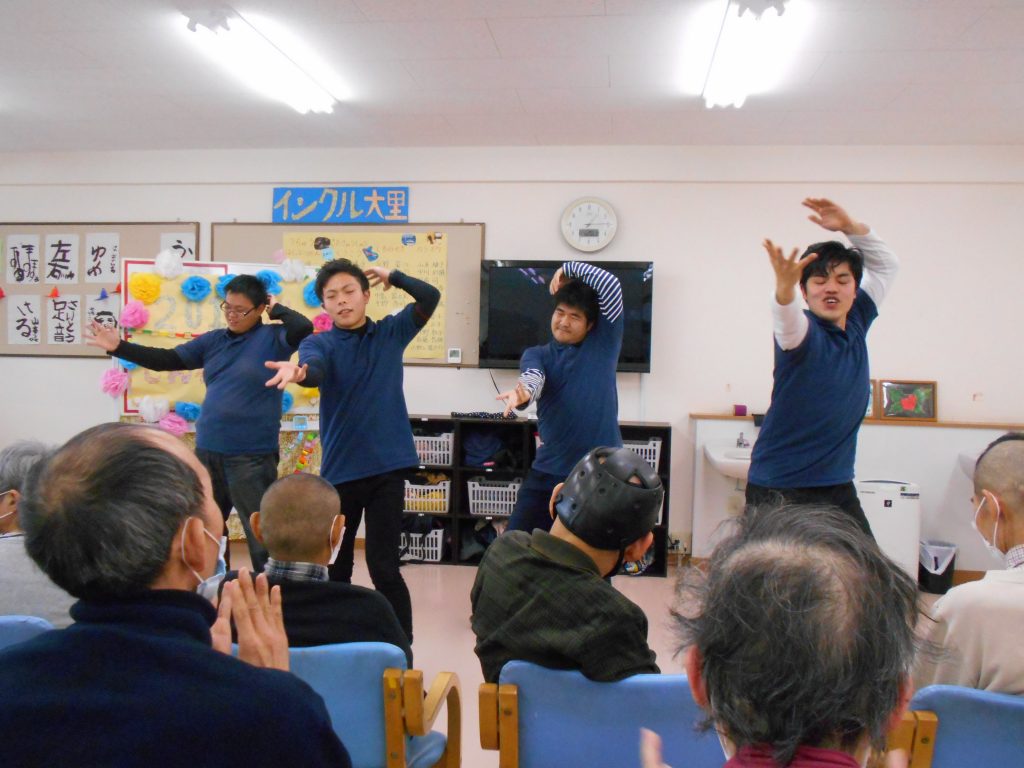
[258, 474, 341, 562]
[975, 434, 1024, 512]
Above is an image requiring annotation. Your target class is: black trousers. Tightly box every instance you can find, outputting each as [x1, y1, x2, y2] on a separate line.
[196, 449, 276, 573]
[332, 469, 413, 642]
[745, 481, 874, 539]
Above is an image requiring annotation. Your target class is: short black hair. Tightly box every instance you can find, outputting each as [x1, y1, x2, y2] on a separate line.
[315, 258, 369, 301]
[21, 423, 206, 600]
[799, 241, 864, 291]
[673, 503, 920, 766]
[223, 274, 268, 309]
[553, 279, 599, 326]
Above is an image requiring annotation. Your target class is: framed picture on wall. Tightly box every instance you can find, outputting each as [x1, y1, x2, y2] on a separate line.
[865, 379, 879, 419]
[879, 380, 937, 421]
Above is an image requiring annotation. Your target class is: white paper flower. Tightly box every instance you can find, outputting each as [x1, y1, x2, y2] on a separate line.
[154, 248, 185, 278]
[138, 395, 171, 424]
[280, 259, 309, 283]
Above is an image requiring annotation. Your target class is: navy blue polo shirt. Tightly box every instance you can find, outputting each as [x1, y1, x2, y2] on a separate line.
[298, 305, 421, 485]
[522, 307, 624, 477]
[175, 322, 293, 455]
[748, 289, 879, 488]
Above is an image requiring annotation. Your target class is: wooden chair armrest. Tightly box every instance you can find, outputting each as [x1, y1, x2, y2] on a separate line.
[480, 683, 499, 750]
[909, 711, 937, 768]
[383, 669, 406, 768]
[396, 669, 462, 768]
[497, 684, 519, 768]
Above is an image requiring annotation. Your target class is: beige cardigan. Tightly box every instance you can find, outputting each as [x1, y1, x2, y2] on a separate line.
[914, 568, 1024, 695]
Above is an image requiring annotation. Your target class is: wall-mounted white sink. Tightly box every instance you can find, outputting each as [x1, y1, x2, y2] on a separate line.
[704, 442, 754, 480]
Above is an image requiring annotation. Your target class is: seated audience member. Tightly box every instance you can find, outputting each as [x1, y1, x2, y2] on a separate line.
[645, 503, 919, 768]
[0, 423, 351, 768]
[914, 433, 1024, 694]
[226, 473, 412, 664]
[471, 446, 663, 683]
[0, 441, 76, 628]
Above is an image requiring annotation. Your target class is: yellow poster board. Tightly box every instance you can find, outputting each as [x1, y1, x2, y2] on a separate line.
[282, 230, 447, 360]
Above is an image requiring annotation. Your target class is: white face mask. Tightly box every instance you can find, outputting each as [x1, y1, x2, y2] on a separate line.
[972, 496, 1003, 560]
[180, 517, 226, 587]
[328, 516, 345, 566]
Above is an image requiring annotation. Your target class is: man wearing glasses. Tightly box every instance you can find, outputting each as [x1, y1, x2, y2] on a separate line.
[85, 274, 313, 572]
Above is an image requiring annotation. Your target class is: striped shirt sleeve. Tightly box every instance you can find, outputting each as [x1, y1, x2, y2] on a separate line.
[562, 261, 624, 324]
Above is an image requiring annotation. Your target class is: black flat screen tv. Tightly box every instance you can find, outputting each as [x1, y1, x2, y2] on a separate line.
[479, 260, 654, 373]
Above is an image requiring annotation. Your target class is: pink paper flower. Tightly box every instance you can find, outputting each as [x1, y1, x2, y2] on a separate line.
[100, 368, 130, 397]
[313, 312, 333, 332]
[158, 413, 190, 437]
[120, 300, 149, 329]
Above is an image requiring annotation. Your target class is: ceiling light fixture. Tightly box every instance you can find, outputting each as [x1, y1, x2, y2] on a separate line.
[179, 5, 347, 115]
[679, 0, 812, 109]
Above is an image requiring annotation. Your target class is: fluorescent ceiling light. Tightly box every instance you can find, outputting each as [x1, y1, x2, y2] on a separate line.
[679, 0, 812, 109]
[179, 7, 349, 114]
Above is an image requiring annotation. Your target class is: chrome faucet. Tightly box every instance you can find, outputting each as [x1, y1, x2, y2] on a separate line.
[736, 432, 750, 448]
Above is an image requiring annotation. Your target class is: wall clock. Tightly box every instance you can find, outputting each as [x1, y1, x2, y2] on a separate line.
[560, 197, 617, 252]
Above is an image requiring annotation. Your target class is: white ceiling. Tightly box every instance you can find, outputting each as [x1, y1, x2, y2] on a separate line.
[2, 0, 1023, 151]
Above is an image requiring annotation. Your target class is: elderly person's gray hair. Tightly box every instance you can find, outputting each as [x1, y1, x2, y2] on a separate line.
[0, 441, 52, 493]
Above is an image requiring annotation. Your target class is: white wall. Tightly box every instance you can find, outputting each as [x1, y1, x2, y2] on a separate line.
[2, 145, 1022, 553]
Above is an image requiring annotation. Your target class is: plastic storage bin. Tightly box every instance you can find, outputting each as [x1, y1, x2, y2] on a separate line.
[403, 480, 450, 514]
[400, 529, 444, 562]
[623, 438, 662, 471]
[413, 433, 453, 466]
[467, 477, 522, 517]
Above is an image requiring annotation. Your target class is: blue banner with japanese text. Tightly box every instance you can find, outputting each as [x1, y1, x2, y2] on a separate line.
[272, 186, 409, 223]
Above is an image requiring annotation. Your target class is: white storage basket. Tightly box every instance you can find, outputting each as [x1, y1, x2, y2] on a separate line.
[623, 438, 662, 472]
[400, 529, 444, 562]
[403, 480, 450, 514]
[413, 433, 453, 466]
[467, 477, 522, 517]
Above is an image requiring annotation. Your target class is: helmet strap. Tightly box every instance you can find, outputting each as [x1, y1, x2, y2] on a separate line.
[605, 548, 626, 578]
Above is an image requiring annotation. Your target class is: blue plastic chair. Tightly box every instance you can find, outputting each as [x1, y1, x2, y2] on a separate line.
[0, 615, 54, 651]
[908, 685, 1024, 768]
[480, 661, 723, 768]
[288, 642, 460, 768]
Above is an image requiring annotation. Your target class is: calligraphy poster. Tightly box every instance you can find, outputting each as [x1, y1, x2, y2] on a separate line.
[84, 232, 120, 283]
[44, 234, 79, 284]
[85, 294, 120, 329]
[7, 295, 41, 345]
[47, 295, 81, 345]
[5, 234, 41, 284]
[159, 232, 196, 260]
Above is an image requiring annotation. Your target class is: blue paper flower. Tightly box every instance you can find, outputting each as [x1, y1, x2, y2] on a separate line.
[256, 270, 283, 296]
[303, 280, 320, 308]
[175, 401, 201, 422]
[215, 274, 237, 300]
[180, 275, 212, 302]
[116, 358, 138, 371]
[281, 391, 294, 414]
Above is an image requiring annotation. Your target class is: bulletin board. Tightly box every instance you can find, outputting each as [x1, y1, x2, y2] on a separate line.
[119, 258, 328, 417]
[0, 222, 199, 357]
[211, 222, 485, 365]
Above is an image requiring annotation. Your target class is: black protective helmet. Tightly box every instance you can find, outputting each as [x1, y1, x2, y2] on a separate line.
[554, 446, 664, 550]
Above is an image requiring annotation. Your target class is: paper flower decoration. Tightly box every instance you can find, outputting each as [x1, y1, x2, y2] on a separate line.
[128, 273, 162, 305]
[154, 248, 185, 279]
[180, 275, 212, 302]
[116, 357, 138, 371]
[100, 368, 130, 397]
[280, 259, 308, 283]
[281, 391, 294, 414]
[313, 312, 333, 332]
[175, 401, 201, 422]
[256, 270, 283, 296]
[120, 300, 150, 329]
[158, 413, 189, 437]
[138, 396, 170, 424]
[215, 274, 237, 300]
[303, 281, 320, 308]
